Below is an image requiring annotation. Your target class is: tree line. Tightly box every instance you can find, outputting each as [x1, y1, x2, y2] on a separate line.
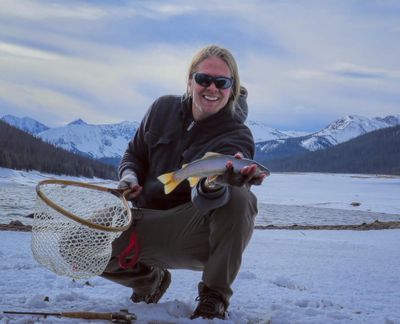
[0, 120, 118, 180]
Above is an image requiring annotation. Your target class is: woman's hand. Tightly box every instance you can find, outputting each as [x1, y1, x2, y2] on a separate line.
[118, 171, 143, 200]
[206, 152, 267, 188]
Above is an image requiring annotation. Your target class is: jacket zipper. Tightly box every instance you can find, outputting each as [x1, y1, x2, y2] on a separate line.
[186, 121, 196, 131]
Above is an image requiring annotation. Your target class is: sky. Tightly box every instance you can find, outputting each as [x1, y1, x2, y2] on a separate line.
[0, 0, 399, 131]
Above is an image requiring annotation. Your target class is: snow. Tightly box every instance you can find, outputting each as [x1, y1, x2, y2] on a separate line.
[253, 172, 400, 215]
[300, 114, 400, 151]
[245, 121, 291, 142]
[308, 115, 400, 147]
[245, 121, 309, 143]
[1, 168, 400, 323]
[0, 168, 108, 187]
[37, 121, 139, 159]
[1, 229, 399, 323]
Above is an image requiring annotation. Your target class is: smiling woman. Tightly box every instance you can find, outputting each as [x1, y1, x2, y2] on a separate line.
[189, 57, 232, 120]
[100, 44, 268, 320]
[186, 45, 241, 121]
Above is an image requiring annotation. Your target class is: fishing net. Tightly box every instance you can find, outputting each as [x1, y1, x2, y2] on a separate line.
[31, 179, 132, 279]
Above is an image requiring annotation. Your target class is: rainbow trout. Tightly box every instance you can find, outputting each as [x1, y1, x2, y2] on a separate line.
[157, 152, 270, 194]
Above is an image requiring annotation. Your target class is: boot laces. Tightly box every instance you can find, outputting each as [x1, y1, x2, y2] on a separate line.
[195, 291, 225, 313]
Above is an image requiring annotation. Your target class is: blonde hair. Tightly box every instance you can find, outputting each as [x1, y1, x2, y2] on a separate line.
[186, 45, 241, 112]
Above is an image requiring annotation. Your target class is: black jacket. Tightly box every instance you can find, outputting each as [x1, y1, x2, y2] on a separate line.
[119, 90, 254, 209]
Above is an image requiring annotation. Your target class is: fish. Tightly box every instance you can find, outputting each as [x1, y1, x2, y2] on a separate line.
[157, 152, 270, 194]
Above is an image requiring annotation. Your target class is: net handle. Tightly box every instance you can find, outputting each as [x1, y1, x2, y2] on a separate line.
[35, 179, 132, 232]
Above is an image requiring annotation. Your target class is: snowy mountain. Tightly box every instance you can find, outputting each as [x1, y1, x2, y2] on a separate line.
[37, 119, 139, 159]
[1, 115, 49, 135]
[265, 125, 400, 174]
[301, 115, 400, 151]
[245, 120, 309, 142]
[256, 114, 400, 161]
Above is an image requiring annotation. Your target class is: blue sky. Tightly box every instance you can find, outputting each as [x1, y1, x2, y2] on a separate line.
[0, 0, 399, 131]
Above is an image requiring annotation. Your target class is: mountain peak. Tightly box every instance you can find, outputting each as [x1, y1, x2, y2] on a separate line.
[67, 118, 87, 126]
[1, 114, 49, 135]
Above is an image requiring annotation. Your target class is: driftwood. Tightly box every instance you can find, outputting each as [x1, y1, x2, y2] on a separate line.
[0, 220, 32, 232]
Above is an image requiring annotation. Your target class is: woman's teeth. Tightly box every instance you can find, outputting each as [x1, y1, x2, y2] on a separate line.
[204, 95, 218, 101]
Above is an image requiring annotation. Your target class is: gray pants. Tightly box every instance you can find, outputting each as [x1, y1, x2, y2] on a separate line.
[101, 186, 258, 304]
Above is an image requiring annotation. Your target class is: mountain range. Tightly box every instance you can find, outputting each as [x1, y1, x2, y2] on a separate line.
[265, 125, 400, 175]
[255, 114, 400, 161]
[2, 113, 400, 166]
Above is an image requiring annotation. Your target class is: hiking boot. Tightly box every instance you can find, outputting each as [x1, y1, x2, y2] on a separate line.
[190, 283, 228, 320]
[131, 269, 171, 304]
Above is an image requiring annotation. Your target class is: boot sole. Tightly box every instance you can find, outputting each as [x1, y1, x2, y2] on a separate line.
[131, 270, 172, 304]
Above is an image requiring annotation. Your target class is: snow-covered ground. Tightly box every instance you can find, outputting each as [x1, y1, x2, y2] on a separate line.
[1, 168, 400, 323]
[1, 229, 399, 323]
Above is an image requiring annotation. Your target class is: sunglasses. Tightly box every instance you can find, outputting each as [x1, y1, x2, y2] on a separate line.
[193, 72, 233, 89]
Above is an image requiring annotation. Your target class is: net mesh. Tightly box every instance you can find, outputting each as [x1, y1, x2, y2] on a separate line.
[31, 181, 131, 279]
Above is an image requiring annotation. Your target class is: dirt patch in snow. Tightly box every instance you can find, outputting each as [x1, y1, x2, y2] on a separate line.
[2, 220, 400, 232]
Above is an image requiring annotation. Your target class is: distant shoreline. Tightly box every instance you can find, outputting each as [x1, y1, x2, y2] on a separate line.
[255, 220, 400, 230]
[2, 220, 400, 232]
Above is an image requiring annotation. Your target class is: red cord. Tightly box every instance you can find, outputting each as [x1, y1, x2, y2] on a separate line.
[118, 230, 140, 269]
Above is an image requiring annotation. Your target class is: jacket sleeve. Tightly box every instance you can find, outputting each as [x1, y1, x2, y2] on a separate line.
[191, 179, 230, 212]
[118, 102, 155, 182]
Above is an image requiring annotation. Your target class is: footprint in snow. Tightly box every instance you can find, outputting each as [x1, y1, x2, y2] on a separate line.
[271, 276, 306, 291]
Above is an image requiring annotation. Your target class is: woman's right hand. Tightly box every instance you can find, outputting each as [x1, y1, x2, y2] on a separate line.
[118, 171, 143, 200]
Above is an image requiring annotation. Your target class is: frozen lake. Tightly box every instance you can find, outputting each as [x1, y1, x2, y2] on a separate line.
[1, 170, 399, 226]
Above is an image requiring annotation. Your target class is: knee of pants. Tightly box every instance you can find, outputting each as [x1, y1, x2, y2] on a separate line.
[213, 186, 258, 224]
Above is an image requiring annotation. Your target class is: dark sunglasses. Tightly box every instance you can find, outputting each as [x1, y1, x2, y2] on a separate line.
[193, 72, 233, 89]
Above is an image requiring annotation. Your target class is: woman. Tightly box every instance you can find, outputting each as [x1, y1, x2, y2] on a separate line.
[101, 45, 267, 320]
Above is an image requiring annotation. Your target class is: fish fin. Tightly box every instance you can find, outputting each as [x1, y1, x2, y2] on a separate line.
[200, 152, 222, 160]
[157, 172, 174, 184]
[188, 176, 201, 187]
[202, 152, 222, 159]
[208, 175, 219, 182]
[157, 172, 182, 194]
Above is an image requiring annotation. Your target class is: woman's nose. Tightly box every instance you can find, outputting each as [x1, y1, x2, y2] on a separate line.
[206, 81, 219, 91]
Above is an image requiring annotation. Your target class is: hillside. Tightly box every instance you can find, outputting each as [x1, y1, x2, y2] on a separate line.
[264, 125, 400, 175]
[0, 120, 117, 180]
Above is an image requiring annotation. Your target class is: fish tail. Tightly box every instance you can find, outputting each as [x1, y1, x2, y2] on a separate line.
[157, 172, 183, 194]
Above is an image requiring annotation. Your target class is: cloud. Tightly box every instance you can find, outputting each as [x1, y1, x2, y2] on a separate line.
[329, 62, 391, 80]
[0, 0, 108, 20]
[0, 36, 196, 125]
[0, 80, 103, 125]
[0, 42, 60, 60]
[0, 0, 198, 22]
[138, 3, 196, 19]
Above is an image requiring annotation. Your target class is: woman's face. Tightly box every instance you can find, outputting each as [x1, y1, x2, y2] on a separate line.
[189, 56, 232, 121]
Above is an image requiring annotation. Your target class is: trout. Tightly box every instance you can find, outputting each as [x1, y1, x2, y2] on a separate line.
[157, 152, 270, 194]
